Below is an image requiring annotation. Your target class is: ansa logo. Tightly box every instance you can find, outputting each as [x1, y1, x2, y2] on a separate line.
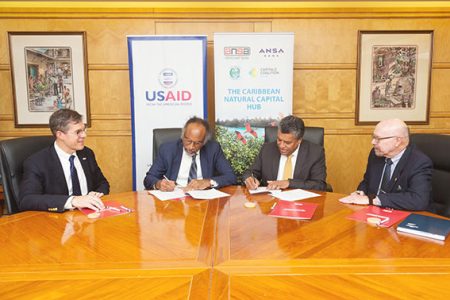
[259, 48, 285, 57]
[224, 47, 251, 56]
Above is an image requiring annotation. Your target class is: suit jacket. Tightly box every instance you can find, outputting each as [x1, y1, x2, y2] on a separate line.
[357, 144, 432, 211]
[242, 140, 327, 191]
[19, 145, 110, 213]
[144, 139, 237, 189]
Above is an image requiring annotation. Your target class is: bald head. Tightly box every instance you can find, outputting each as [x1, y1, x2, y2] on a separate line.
[375, 119, 409, 140]
[372, 119, 410, 158]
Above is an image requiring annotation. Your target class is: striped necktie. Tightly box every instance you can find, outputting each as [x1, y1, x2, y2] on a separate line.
[188, 154, 197, 183]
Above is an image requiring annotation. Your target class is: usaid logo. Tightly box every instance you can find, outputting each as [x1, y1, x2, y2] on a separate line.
[224, 47, 251, 56]
[259, 48, 285, 58]
[145, 67, 192, 103]
[159, 68, 177, 88]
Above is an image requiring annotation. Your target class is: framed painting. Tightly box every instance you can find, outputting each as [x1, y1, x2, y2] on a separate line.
[8, 32, 90, 127]
[356, 30, 433, 125]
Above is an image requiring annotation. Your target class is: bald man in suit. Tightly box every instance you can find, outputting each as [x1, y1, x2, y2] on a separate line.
[340, 118, 432, 211]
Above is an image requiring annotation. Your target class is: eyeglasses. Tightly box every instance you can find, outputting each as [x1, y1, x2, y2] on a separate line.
[66, 128, 87, 137]
[372, 135, 397, 143]
[182, 136, 203, 147]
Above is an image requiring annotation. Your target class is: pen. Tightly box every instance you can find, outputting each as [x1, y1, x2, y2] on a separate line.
[105, 206, 121, 212]
[120, 205, 132, 212]
[163, 175, 170, 181]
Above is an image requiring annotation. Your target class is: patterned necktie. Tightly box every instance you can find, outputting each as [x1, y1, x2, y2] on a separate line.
[69, 155, 82, 196]
[380, 158, 393, 192]
[188, 154, 198, 183]
[282, 155, 293, 180]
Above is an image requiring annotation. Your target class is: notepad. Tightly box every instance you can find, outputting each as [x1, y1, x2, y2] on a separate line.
[80, 201, 133, 219]
[268, 200, 318, 220]
[397, 214, 450, 241]
[347, 206, 410, 228]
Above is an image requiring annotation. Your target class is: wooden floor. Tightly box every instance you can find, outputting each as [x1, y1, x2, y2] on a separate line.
[1, 186, 449, 299]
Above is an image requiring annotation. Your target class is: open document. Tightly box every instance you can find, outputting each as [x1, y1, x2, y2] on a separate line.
[270, 189, 321, 201]
[248, 186, 280, 195]
[186, 188, 230, 200]
[149, 188, 230, 201]
[148, 188, 186, 201]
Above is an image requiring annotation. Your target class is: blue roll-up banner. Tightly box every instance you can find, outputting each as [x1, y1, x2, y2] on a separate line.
[128, 36, 207, 190]
[214, 33, 294, 180]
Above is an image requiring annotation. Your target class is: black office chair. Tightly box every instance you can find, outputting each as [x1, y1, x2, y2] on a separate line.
[264, 126, 332, 192]
[0, 136, 55, 214]
[152, 128, 182, 162]
[410, 134, 450, 218]
[264, 126, 324, 146]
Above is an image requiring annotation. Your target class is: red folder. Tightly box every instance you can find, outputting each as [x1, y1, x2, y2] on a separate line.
[80, 201, 133, 219]
[347, 205, 410, 228]
[268, 200, 318, 220]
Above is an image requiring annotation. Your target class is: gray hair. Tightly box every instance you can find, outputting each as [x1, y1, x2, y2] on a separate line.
[181, 116, 212, 143]
[49, 109, 83, 137]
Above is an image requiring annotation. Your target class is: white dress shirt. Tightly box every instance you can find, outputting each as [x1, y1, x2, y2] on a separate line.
[373, 148, 406, 206]
[54, 142, 88, 209]
[176, 149, 203, 187]
[276, 145, 300, 180]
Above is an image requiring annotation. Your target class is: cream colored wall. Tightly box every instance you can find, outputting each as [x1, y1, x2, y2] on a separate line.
[1, 4, 450, 194]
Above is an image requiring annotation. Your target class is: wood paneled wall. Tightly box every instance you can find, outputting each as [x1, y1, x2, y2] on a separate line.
[1, 2, 450, 194]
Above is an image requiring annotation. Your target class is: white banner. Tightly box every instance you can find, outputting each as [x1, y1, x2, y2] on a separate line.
[128, 36, 207, 190]
[214, 33, 294, 178]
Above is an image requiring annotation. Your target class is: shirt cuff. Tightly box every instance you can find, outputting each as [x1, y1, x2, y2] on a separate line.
[210, 179, 218, 188]
[373, 196, 382, 206]
[64, 196, 75, 210]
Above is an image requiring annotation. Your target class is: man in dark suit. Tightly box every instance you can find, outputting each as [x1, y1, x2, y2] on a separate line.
[243, 115, 327, 191]
[339, 118, 432, 211]
[144, 117, 236, 191]
[19, 109, 109, 213]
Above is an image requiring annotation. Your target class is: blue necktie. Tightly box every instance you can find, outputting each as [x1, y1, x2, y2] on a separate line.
[188, 154, 197, 183]
[69, 155, 81, 196]
[380, 158, 393, 193]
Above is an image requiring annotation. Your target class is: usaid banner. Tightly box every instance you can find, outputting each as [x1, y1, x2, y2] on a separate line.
[128, 36, 207, 190]
[214, 33, 294, 179]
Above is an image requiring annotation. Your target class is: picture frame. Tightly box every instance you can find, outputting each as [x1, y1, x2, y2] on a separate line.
[8, 32, 90, 127]
[356, 30, 433, 125]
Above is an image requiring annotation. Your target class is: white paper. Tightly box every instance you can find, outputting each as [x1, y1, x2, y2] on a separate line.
[270, 189, 320, 201]
[148, 188, 186, 201]
[248, 187, 280, 195]
[186, 188, 230, 200]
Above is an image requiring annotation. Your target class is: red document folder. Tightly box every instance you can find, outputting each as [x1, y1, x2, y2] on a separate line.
[347, 205, 410, 228]
[268, 200, 318, 220]
[80, 201, 133, 219]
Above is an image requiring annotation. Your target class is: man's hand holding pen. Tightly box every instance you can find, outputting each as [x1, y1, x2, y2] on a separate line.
[245, 174, 260, 190]
[156, 175, 176, 192]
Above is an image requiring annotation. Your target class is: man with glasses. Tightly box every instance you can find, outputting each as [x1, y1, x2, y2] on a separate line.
[19, 109, 109, 212]
[340, 118, 432, 211]
[144, 116, 236, 191]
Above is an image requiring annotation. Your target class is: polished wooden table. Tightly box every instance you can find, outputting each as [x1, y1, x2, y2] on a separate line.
[0, 186, 449, 299]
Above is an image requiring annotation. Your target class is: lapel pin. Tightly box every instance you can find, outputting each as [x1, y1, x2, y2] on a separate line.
[82, 157, 87, 160]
